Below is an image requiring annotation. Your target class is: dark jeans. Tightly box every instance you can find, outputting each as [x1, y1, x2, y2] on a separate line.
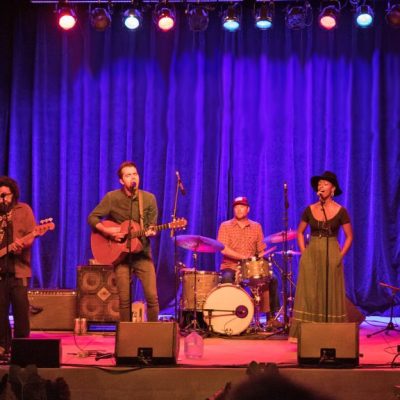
[115, 255, 159, 322]
[0, 275, 30, 352]
[220, 268, 280, 314]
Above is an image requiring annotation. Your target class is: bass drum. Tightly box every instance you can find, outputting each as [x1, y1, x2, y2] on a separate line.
[202, 284, 254, 336]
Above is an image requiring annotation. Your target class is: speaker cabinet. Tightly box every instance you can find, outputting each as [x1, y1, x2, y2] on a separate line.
[28, 289, 77, 330]
[115, 322, 180, 365]
[11, 338, 61, 368]
[298, 322, 359, 367]
[77, 265, 119, 322]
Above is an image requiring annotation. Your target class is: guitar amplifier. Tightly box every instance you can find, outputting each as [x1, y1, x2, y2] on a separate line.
[77, 265, 120, 322]
[28, 289, 77, 330]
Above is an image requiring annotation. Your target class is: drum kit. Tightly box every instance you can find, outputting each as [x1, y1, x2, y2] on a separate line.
[176, 229, 300, 336]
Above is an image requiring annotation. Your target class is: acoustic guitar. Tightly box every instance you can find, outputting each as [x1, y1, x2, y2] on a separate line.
[0, 218, 55, 258]
[91, 218, 187, 265]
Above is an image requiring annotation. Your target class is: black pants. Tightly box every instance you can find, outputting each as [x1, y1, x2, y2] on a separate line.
[0, 275, 30, 352]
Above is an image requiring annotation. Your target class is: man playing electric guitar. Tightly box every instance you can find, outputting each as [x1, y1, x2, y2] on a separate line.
[88, 161, 160, 322]
[0, 176, 36, 357]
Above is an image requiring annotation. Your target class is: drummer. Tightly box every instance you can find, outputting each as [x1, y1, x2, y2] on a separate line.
[217, 196, 280, 324]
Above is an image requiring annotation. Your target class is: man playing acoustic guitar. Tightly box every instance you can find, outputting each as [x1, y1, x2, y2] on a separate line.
[0, 176, 36, 357]
[88, 161, 160, 322]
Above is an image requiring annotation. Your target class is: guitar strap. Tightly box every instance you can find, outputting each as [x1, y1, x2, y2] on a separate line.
[138, 190, 144, 230]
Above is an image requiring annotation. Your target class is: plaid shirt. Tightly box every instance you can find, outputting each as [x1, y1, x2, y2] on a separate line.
[217, 218, 266, 270]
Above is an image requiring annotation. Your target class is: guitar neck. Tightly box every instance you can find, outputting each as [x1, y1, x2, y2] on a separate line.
[0, 232, 34, 258]
[131, 223, 170, 238]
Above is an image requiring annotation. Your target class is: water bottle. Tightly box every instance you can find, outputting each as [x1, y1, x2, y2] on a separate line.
[184, 331, 204, 359]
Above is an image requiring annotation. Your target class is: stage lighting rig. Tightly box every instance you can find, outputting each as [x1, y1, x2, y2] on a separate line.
[318, 1, 341, 30]
[186, 5, 210, 32]
[56, 1, 77, 31]
[254, 2, 274, 30]
[285, 1, 313, 30]
[89, 2, 112, 31]
[123, 5, 143, 30]
[386, 2, 400, 28]
[354, 4, 374, 28]
[153, 2, 176, 32]
[222, 3, 241, 32]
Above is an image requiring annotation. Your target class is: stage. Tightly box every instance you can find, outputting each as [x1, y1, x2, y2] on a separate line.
[1, 317, 400, 400]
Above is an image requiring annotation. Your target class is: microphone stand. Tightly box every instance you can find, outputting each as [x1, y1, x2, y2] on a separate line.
[281, 183, 290, 332]
[319, 198, 330, 323]
[127, 187, 136, 322]
[171, 177, 180, 322]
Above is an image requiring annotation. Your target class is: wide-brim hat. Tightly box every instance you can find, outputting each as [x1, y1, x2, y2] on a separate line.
[311, 171, 343, 196]
[233, 196, 249, 207]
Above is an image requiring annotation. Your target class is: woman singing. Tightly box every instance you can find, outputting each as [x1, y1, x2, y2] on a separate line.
[289, 171, 353, 342]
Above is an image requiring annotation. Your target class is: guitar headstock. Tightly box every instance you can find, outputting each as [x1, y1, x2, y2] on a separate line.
[34, 218, 56, 237]
[169, 218, 187, 231]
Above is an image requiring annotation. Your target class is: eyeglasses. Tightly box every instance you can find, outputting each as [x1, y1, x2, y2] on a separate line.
[0, 193, 12, 197]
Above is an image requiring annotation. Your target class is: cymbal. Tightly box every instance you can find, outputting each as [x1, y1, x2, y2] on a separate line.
[264, 230, 297, 244]
[176, 235, 225, 253]
[275, 250, 301, 256]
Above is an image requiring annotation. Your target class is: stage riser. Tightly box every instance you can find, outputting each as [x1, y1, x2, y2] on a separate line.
[0, 368, 397, 400]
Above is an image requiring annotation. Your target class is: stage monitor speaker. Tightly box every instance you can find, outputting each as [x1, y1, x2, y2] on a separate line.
[298, 322, 359, 367]
[28, 289, 77, 331]
[11, 338, 61, 368]
[115, 322, 180, 365]
[77, 265, 120, 322]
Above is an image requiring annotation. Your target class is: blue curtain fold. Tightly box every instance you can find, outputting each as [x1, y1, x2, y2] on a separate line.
[1, 2, 399, 314]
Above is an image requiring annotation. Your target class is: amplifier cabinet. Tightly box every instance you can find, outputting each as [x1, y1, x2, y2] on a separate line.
[28, 289, 77, 331]
[77, 265, 120, 322]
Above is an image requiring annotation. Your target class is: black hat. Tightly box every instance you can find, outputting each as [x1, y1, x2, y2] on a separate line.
[310, 171, 343, 196]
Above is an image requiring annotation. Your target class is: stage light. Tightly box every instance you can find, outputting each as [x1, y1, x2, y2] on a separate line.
[123, 7, 142, 30]
[255, 2, 274, 30]
[154, 4, 176, 32]
[187, 6, 209, 32]
[285, 1, 313, 30]
[318, 4, 340, 30]
[222, 5, 241, 32]
[386, 4, 400, 28]
[57, 4, 77, 31]
[90, 7, 112, 32]
[355, 5, 374, 28]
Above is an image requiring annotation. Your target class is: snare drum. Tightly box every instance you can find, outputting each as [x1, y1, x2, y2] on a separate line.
[202, 284, 254, 335]
[180, 269, 220, 310]
[239, 257, 271, 285]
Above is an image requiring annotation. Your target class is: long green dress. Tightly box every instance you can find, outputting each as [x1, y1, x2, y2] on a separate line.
[289, 206, 351, 339]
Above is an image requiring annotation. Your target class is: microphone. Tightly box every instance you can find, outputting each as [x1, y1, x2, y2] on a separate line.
[176, 171, 186, 195]
[130, 182, 136, 194]
[284, 183, 289, 209]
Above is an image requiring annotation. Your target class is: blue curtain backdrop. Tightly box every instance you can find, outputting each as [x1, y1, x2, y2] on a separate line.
[0, 1, 399, 315]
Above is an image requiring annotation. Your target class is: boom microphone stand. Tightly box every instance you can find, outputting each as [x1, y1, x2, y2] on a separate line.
[367, 282, 400, 337]
[171, 171, 186, 322]
[281, 183, 290, 332]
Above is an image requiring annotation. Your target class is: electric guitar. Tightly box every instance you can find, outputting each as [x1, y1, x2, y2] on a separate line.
[91, 218, 187, 265]
[0, 218, 55, 258]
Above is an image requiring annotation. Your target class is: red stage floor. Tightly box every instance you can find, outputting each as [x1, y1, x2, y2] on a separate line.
[1, 317, 400, 400]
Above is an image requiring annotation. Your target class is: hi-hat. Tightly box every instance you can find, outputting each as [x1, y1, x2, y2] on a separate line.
[264, 230, 297, 244]
[275, 250, 301, 256]
[176, 235, 225, 253]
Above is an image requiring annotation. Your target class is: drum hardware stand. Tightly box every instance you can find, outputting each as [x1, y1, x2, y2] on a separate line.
[249, 284, 265, 332]
[182, 251, 202, 332]
[367, 282, 400, 337]
[279, 183, 290, 333]
[268, 254, 296, 322]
